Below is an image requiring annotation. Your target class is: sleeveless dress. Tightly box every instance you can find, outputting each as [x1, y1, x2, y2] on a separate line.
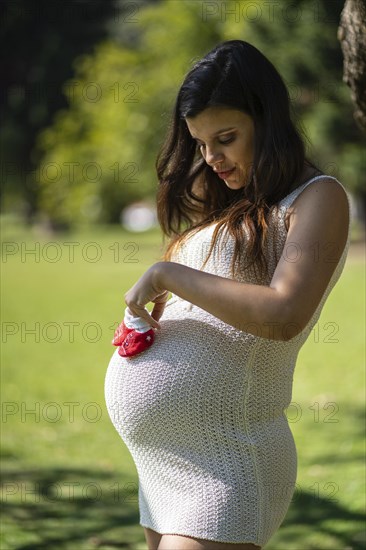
[104, 175, 351, 546]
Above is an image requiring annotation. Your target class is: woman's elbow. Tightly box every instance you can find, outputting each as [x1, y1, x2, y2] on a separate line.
[280, 306, 313, 341]
[268, 300, 311, 341]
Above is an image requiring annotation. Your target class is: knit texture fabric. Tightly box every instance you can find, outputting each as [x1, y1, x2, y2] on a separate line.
[104, 176, 350, 545]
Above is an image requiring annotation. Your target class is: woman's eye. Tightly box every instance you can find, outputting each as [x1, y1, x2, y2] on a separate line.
[219, 136, 235, 145]
[195, 136, 235, 148]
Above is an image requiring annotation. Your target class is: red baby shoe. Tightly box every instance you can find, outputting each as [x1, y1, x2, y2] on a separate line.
[112, 321, 132, 346]
[117, 328, 155, 357]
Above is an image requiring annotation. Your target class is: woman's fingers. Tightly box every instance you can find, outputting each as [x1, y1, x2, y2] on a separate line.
[151, 291, 170, 322]
[126, 304, 161, 330]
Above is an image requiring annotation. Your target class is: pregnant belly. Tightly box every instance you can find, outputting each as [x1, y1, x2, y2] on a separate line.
[104, 315, 255, 448]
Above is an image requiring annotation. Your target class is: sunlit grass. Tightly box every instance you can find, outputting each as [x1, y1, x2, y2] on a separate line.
[1, 218, 365, 549]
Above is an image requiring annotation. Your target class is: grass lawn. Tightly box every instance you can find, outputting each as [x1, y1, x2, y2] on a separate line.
[1, 217, 365, 549]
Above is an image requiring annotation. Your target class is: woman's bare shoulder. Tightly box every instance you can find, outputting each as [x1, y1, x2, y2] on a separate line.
[286, 175, 350, 250]
[285, 171, 349, 232]
[290, 174, 349, 213]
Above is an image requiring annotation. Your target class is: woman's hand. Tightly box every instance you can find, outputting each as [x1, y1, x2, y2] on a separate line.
[124, 262, 170, 329]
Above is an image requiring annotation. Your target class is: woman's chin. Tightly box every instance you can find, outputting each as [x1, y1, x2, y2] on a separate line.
[224, 179, 246, 190]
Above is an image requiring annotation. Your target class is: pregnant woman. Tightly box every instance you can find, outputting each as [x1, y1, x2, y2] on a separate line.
[105, 40, 350, 549]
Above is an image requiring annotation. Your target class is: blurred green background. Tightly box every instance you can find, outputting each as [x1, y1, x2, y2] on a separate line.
[1, 0, 365, 548]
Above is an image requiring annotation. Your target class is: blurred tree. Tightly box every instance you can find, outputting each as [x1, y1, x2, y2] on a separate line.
[25, 0, 366, 227]
[338, 0, 366, 131]
[0, 0, 141, 223]
[35, 1, 221, 226]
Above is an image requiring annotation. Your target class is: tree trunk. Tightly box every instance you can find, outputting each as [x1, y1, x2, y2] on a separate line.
[338, 0, 366, 131]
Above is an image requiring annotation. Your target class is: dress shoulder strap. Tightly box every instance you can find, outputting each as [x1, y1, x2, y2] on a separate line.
[280, 174, 348, 209]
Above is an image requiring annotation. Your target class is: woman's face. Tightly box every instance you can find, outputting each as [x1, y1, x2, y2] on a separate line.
[185, 106, 255, 190]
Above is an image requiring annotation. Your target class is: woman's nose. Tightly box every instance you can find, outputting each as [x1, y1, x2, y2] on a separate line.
[204, 146, 224, 165]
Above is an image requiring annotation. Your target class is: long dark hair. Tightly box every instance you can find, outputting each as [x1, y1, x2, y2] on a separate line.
[156, 40, 318, 278]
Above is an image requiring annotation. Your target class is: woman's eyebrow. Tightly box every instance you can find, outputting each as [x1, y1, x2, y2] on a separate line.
[192, 127, 236, 140]
[212, 127, 236, 136]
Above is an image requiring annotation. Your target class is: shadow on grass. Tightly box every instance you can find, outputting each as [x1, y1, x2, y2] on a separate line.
[1, 466, 365, 549]
[0, 467, 142, 549]
[277, 490, 366, 550]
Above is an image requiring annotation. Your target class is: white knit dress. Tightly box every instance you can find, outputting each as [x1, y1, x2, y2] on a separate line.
[104, 175, 350, 546]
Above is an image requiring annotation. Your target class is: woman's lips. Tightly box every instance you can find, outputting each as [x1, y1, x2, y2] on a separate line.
[216, 167, 235, 179]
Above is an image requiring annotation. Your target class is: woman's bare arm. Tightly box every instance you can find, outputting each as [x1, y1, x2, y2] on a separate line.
[154, 179, 349, 341]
